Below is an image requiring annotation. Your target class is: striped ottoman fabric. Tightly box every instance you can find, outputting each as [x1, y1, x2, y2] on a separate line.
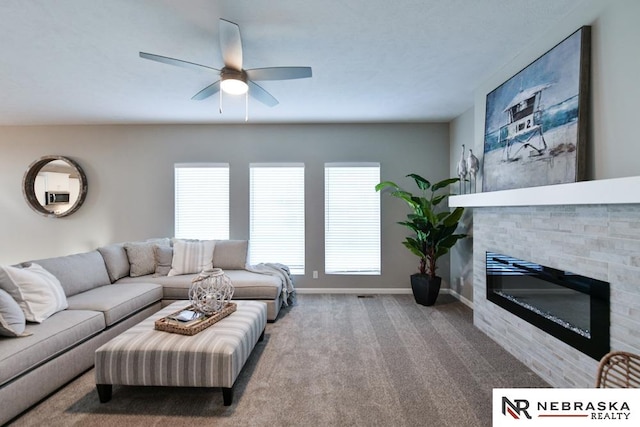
[95, 300, 266, 405]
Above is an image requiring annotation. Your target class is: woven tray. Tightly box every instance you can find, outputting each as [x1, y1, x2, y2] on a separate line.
[154, 303, 237, 336]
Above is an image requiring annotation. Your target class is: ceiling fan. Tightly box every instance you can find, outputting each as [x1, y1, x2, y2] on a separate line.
[140, 18, 312, 111]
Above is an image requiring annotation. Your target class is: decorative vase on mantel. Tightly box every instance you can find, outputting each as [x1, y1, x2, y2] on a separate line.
[189, 268, 234, 315]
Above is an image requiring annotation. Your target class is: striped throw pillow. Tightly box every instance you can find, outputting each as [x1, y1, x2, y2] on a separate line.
[168, 240, 215, 276]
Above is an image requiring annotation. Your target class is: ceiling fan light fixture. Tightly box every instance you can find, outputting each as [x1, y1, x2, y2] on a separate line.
[221, 70, 248, 95]
[140, 19, 311, 110]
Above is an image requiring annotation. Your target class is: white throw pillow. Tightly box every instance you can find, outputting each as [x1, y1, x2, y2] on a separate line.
[0, 263, 68, 323]
[168, 240, 215, 276]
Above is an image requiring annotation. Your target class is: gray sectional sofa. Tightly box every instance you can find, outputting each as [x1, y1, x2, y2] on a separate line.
[97, 239, 288, 321]
[0, 238, 291, 425]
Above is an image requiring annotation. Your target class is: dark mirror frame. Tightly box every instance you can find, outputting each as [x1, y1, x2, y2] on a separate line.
[22, 155, 88, 218]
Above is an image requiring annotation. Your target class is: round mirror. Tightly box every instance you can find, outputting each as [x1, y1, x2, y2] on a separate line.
[22, 155, 88, 218]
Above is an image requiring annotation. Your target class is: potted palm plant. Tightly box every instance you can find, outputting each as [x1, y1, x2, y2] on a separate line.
[375, 174, 466, 306]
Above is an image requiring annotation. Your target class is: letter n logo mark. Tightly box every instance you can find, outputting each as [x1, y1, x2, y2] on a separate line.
[502, 397, 532, 419]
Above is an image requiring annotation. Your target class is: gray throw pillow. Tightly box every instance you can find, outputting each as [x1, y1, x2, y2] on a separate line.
[97, 243, 130, 282]
[153, 245, 173, 277]
[0, 289, 29, 337]
[124, 242, 156, 277]
[213, 240, 249, 270]
[124, 238, 170, 277]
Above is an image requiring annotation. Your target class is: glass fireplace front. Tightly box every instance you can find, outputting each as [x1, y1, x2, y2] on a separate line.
[486, 252, 610, 360]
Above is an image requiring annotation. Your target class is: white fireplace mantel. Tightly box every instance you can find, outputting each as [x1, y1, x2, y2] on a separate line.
[449, 176, 640, 207]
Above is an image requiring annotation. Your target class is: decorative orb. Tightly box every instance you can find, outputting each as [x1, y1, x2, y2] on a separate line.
[189, 268, 234, 315]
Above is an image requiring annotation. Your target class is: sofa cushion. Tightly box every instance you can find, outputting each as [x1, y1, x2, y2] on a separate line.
[168, 240, 215, 276]
[97, 243, 130, 282]
[31, 251, 111, 297]
[213, 240, 248, 270]
[0, 309, 105, 387]
[0, 263, 68, 323]
[66, 283, 162, 327]
[224, 270, 282, 299]
[0, 289, 28, 337]
[153, 245, 173, 277]
[117, 270, 281, 300]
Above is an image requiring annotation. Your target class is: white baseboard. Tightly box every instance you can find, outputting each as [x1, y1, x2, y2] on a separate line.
[446, 288, 474, 309]
[295, 287, 474, 309]
[296, 288, 412, 295]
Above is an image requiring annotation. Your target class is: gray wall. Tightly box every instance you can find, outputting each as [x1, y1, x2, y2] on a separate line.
[471, 0, 640, 182]
[449, 108, 474, 303]
[0, 123, 452, 290]
[449, 0, 640, 303]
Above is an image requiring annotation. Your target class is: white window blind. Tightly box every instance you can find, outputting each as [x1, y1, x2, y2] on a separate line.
[325, 163, 380, 274]
[249, 164, 305, 274]
[174, 163, 229, 240]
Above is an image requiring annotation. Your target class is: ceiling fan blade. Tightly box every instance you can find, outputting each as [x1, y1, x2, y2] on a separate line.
[191, 81, 221, 100]
[219, 18, 243, 70]
[248, 81, 279, 107]
[246, 67, 312, 81]
[139, 52, 220, 73]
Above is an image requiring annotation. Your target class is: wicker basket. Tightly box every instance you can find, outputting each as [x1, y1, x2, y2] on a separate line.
[154, 303, 237, 336]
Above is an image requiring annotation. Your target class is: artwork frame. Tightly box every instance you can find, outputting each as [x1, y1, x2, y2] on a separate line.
[482, 26, 591, 192]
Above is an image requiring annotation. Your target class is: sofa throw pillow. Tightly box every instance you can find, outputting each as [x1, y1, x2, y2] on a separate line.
[0, 288, 30, 337]
[168, 240, 215, 276]
[123, 242, 155, 277]
[213, 240, 249, 270]
[153, 245, 173, 277]
[124, 238, 170, 277]
[0, 263, 68, 323]
[97, 243, 130, 282]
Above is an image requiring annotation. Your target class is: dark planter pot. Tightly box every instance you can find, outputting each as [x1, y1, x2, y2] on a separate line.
[410, 274, 442, 306]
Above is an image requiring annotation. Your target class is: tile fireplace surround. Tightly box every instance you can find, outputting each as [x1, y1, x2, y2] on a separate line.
[470, 203, 640, 387]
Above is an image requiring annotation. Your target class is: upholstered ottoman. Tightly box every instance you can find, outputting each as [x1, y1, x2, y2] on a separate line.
[94, 300, 266, 405]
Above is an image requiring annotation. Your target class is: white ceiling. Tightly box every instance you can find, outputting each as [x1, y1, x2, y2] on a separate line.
[0, 0, 586, 125]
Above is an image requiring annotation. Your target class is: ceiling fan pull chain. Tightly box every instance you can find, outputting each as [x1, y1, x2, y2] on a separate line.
[245, 91, 249, 122]
[219, 89, 223, 114]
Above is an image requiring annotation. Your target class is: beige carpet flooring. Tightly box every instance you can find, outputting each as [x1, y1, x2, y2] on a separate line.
[10, 294, 548, 426]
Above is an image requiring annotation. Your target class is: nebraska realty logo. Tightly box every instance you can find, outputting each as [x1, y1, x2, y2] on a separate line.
[493, 389, 640, 426]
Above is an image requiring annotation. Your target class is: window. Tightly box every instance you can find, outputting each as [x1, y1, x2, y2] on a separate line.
[249, 164, 305, 274]
[325, 163, 380, 274]
[174, 163, 229, 240]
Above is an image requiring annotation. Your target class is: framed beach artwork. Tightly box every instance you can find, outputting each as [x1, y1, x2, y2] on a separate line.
[482, 26, 591, 192]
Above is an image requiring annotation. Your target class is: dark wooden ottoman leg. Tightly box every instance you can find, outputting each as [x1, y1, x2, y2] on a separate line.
[259, 328, 265, 342]
[97, 384, 112, 403]
[222, 386, 234, 406]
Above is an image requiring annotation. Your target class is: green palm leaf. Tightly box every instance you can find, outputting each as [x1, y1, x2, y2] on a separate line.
[376, 174, 466, 275]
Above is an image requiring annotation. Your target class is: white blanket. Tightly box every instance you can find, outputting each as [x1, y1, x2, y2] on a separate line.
[245, 262, 295, 306]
